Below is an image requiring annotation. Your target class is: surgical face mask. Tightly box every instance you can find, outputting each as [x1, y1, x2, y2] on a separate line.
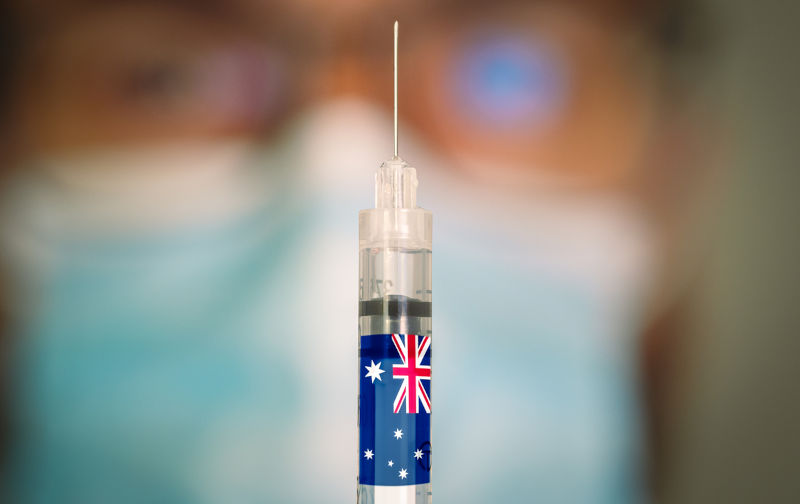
[2, 98, 658, 504]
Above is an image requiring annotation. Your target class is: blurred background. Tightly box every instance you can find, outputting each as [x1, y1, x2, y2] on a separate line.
[0, 0, 797, 502]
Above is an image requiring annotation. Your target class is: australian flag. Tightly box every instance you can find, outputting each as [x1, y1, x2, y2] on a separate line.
[359, 333, 432, 486]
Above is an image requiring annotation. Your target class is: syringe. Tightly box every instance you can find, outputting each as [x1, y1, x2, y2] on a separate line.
[357, 21, 433, 504]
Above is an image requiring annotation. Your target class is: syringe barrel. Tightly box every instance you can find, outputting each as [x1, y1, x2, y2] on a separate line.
[357, 205, 432, 504]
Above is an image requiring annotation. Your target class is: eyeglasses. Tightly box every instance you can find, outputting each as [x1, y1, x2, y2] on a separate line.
[12, 1, 659, 185]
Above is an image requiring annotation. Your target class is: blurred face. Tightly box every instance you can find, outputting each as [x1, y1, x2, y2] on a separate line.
[10, 0, 661, 192]
[0, 5, 702, 501]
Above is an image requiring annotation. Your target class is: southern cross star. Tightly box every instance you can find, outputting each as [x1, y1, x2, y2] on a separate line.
[414, 449, 423, 460]
[364, 449, 374, 460]
[364, 360, 385, 383]
[388, 460, 394, 467]
[399, 468, 408, 479]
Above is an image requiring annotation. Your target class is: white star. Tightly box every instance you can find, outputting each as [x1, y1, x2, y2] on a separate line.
[364, 449, 374, 460]
[414, 449, 423, 460]
[393, 428, 403, 440]
[364, 360, 385, 383]
[388, 460, 394, 467]
[399, 468, 408, 479]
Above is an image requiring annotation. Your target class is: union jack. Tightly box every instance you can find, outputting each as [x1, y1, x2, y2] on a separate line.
[391, 334, 431, 414]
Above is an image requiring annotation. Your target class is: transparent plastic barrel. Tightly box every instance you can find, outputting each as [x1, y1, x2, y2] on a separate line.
[358, 244, 432, 504]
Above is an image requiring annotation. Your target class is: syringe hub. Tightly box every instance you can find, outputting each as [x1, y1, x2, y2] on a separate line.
[374, 157, 418, 209]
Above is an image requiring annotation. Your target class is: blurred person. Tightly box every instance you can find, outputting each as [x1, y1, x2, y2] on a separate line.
[0, 0, 710, 503]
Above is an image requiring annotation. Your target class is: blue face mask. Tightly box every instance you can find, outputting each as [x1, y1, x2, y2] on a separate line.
[2, 102, 657, 504]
